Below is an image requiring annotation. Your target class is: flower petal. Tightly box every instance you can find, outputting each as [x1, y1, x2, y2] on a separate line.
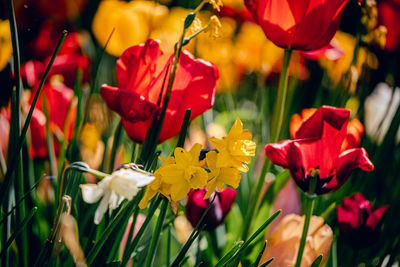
[366, 205, 389, 231]
[333, 148, 374, 190]
[80, 184, 104, 204]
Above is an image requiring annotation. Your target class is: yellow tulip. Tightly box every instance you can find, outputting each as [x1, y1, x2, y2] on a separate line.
[319, 31, 378, 92]
[92, 0, 168, 57]
[0, 20, 12, 71]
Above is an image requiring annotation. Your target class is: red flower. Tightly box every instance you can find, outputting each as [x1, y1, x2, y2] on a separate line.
[337, 193, 389, 248]
[378, 0, 400, 53]
[245, 0, 349, 51]
[265, 106, 374, 195]
[29, 82, 75, 159]
[22, 24, 90, 88]
[100, 39, 219, 144]
[289, 108, 365, 151]
[186, 188, 236, 231]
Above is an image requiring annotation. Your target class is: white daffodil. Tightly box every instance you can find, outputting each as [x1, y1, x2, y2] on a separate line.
[80, 168, 154, 224]
[364, 83, 400, 144]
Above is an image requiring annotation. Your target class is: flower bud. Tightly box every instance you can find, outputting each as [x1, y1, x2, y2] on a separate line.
[337, 193, 389, 249]
[185, 187, 236, 231]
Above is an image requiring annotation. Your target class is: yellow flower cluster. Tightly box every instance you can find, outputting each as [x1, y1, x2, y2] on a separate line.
[139, 117, 256, 208]
[92, 0, 168, 57]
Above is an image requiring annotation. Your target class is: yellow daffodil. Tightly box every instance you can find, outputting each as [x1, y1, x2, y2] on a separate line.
[0, 20, 12, 71]
[92, 0, 168, 57]
[209, 118, 256, 172]
[139, 155, 175, 209]
[204, 150, 241, 198]
[158, 143, 208, 202]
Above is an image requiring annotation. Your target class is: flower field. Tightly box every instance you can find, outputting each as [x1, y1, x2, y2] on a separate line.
[0, 0, 399, 266]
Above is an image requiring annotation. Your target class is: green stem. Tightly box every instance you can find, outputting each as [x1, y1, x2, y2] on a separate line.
[108, 120, 123, 173]
[294, 195, 316, 267]
[121, 196, 162, 265]
[241, 48, 292, 241]
[166, 224, 171, 267]
[144, 198, 168, 267]
[0, 30, 67, 206]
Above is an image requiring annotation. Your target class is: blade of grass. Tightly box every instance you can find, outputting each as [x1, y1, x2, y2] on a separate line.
[225, 209, 281, 265]
[253, 241, 267, 267]
[0, 207, 37, 258]
[214, 241, 244, 267]
[144, 197, 169, 267]
[0, 30, 68, 206]
[121, 196, 162, 266]
[171, 193, 217, 267]
[310, 255, 323, 267]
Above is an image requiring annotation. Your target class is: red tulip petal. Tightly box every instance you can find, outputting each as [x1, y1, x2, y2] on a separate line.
[100, 85, 159, 122]
[159, 50, 219, 142]
[366, 205, 389, 231]
[332, 148, 374, 190]
[219, 188, 236, 216]
[265, 140, 293, 169]
[337, 202, 364, 230]
[295, 105, 350, 140]
[116, 39, 171, 101]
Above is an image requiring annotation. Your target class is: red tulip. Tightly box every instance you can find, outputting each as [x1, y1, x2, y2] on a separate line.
[265, 106, 374, 195]
[337, 193, 389, 248]
[245, 0, 349, 51]
[100, 39, 219, 144]
[186, 188, 236, 231]
[378, 0, 400, 52]
[28, 23, 82, 60]
[21, 54, 90, 89]
[29, 82, 75, 159]
[22, 24, 90, 88]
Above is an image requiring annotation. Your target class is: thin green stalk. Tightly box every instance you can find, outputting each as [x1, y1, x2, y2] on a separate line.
[108, 120, 123, 173]
[139, 13, 194, 166]
[42, 92, 58, 177]
[166, 224, 171, 267]
[294, 195, 316, 267]
[0, 207, 37, 258]
[0, 30, 67, 206]
[144, 198, 169, 267]
[171, 194, 217, 267]
[241, 49, 292, 241]
[121, 196, 162, 265]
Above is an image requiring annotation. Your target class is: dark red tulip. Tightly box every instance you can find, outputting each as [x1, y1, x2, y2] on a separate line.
[28, 82, 75, 159]
[28, 23, 82, 60]
[378, 0, 400, 52]
[337, 193, 389, 248]
[22, 24, 90, 88]
[245, 0, 349, 51]
[100, 39, 219, 144]
[186, 188, 236, 231]
[265, 106, 374, 195]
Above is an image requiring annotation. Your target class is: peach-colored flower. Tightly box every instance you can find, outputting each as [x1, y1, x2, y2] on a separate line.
[260, 214, 333, 267]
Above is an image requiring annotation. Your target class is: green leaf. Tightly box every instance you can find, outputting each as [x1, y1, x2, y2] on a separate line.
[253, 241, 267, 267]
[310, 255, 323, 267]
[86, 199, 137, 265]
[0, 207, 37, 258]
[215, 241, 244, 267]
[225, 209, 281, 265]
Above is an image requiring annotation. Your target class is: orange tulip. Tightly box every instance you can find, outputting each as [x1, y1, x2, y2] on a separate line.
[260, 214, 333, 267]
